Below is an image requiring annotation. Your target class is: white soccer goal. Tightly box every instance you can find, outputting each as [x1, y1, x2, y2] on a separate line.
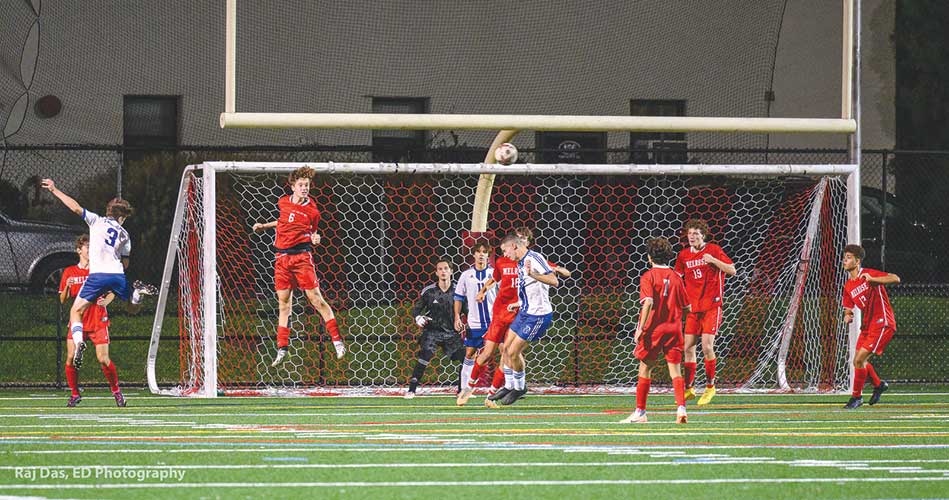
[147, 161, 856, 397]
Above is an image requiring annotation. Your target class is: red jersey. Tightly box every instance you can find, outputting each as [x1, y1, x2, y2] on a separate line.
[275, 195, 321, 251]
[842, 268, 896, 331]
[491, 256, 558, 313]
[59, 265, 110, 331]
[675, 243, 732, 312]
[639, 266, 689, 332]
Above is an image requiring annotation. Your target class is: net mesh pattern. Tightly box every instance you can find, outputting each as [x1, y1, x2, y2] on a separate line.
[169, 166, 850, 395]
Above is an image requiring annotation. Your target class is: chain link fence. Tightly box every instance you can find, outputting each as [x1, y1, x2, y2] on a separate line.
[1, 145, 947, 387]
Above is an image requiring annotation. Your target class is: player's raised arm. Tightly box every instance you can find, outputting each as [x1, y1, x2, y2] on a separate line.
[252, 220, 278, 233]
[525, 258, 558, 287]
[41, 179, 83, 216]
[860, 271, 901, 285]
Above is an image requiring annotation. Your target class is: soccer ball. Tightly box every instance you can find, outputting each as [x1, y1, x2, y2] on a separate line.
[494, 143, 518, 165]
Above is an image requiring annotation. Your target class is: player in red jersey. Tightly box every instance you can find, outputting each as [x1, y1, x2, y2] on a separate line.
[58, 235, 125, 407]
[253, 166, 346, 366]
[460, 227, 569, 407]
[841, 244, 899, 409]
[621, 237, 690, 424]
[674, 218, 735, 405]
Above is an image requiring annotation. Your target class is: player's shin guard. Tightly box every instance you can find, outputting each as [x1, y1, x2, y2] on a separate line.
[65, 364, 79, 397]
[513, 370, 526, 390]
[461, 358, 474, 389]
[503, 365, 514, 390]
[852, 367, 868, 398]
[410, 359, 429, 389]
[70, 322, 83, 346]
[276, 325, 290, 349]
[468, 362, 484, 388]
[705, 358, 717, 388]
[672, 376, 686, 407]
[635, 377, 651, 411]
[865, 362, 881, 387]
[684, 362, 697, 388]
[491, 366, 505, 389]
[325, 318, 342, 343]
[101, 361, 119, 393]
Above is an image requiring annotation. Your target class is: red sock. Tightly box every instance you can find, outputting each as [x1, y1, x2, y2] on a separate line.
[468, 362, 484, 388]
[635, 377, 652, 411]
[276, 325, 290, 348]
[705, 358, 717, 388]
[101, 361, 119, 393]
[672, 376, 686, 407]
[491, 366, 505, 389]
[852, 367, 868, 397]
[325, 319, 342, 342]
[865, 362, 881, 387]
[684, 362, 697, 388]
[65, 365, 79, 397]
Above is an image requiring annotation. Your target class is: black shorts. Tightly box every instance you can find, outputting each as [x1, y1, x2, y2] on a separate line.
[419, 330, 464, 358]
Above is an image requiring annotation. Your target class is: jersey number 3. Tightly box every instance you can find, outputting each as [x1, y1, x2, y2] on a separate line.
[105, 228, 119, 247]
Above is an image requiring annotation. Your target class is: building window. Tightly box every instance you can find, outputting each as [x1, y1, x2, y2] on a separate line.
[630, 99, 687, 164]
[535, 131, 607, 164]
[371, 97, 428, 162]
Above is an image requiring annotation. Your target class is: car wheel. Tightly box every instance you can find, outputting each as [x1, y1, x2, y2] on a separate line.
[29, 256, 77, 294]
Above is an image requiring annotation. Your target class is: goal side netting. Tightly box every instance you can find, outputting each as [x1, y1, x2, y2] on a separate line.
[148, 162, 853, 396]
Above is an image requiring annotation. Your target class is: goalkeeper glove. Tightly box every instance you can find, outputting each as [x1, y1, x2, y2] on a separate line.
[415, 315, 431, 327]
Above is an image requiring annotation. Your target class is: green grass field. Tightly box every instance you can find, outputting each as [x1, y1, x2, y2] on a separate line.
[0, 389, 947, 499]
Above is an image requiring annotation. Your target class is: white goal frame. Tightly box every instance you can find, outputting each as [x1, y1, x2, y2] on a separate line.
[147, 161, 857, 397]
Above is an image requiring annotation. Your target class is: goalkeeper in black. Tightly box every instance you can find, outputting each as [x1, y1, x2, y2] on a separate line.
[405, 258, 466, 399]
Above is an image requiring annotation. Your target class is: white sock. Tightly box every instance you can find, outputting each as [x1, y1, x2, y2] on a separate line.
[503, 365, 514, 390]
[70, 322, 83, 346]
[461, 358, 474, 389]
[513, 370, 525, 390]
[131, 288, 142, 305]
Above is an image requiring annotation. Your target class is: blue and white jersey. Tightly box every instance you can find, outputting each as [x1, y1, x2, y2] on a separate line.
[83, 210, 130, 274]
[454, 265, 496, 330]
[518, 250, 554, 316]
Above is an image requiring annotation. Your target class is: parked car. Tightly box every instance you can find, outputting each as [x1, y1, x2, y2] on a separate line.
[0, 210, 84, 292]
[861, 187, 943, 282]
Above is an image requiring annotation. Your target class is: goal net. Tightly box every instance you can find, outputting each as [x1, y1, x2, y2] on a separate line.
[148, 162, 853, 396]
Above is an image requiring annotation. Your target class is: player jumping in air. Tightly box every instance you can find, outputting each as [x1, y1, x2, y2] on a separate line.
[42, 179, 156, 407]
[621, 238, 691, 424]
[405, 258, 466, 399]
[675, 218, 735, 405]
[495, 232, 559, 406]
[453, 240, 496, 406]
[59, 235, 123, 407]
[841, 244, 898, 409]
[253, 166, 346, 365]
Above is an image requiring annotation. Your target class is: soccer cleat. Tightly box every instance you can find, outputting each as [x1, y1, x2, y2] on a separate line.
[271, 347, 288, 367]
[73, 341, 87, 369]
[66, 395, 82, 408]
[683, 387, 696, 401]
[456, 386, 474, 406]
[484, 398, 500, 409]
[113, 391, 127, 407]
[132, 280, 158, 296]
[843, 396, 863, 409]
[676, 405, 688, 424]
[697, 386, 716, 406]
[333, 341, 347, 359]
[620, 409, 647, 423]
[403, 391, 415, 400]
[487, 387, 511, 402]
[500, 388, 527, 406]
[868, 381, 889, 405]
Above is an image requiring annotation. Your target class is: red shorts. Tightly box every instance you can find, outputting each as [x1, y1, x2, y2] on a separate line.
[857, 324, 894, 356]
[81, 328, 110, 345]
[484, 308, 517, 344]
[274, 252, 320, 291]
[634, 325, 684, 364]
[684, 308, 722, 336]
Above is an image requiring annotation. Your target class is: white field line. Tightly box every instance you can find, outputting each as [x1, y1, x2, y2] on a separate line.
[10, 444, 949, 455]
[3, 477, 949, 490]
[2, 392, 948, 400]
[4, 458, 949, 471]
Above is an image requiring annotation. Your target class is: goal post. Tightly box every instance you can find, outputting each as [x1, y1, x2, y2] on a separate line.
[147, 161, 856, 397]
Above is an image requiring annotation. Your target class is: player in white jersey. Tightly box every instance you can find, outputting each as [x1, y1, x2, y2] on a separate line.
[498, 232, 558, 406]
[453, 240, 497, 405]
[42, 179, 156, 377]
